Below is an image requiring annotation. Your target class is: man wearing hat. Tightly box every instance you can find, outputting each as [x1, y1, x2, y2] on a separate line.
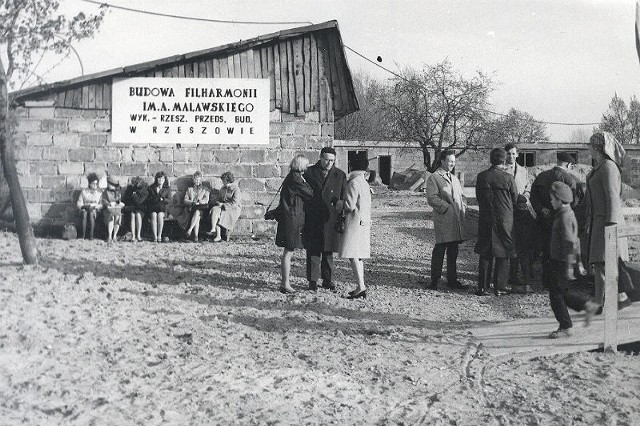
[530, 152, 579, 289]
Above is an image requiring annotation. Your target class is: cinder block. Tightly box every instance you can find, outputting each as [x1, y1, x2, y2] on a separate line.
[41, 175, 67, 189]
[68, 119, 94, 133]
[53, 189, 73, 203]
[265, 149, 280, 162]
[16, 119, 41, 133]
[281, 112, 304, 123]
[16, 147, 42, 161]
[270, 109, 282, 122]
[305, 136, 328, 150]
[13, 132, 28, 149]
[252, 220, 277, 236]
[28, 133, 53, 146]
[238, 178, 265, 192]
[270, 122, 295, 135]
[66, 175, 85, 190]
[29, 107, 55, 119]
[13, 107, 29, 118]
[121, 163, 146, 176]
[240, 205, 265, 219]
[173, 148, 197, 162]
[252, 164, 280, 178]
[148, 163, 172, 177]
[42, 147, 68, 161]
[27, 203, 42, 220]
[173, 163, 199, 177]
[200, 163, 227, 176]
[53, 133, 80, 148]
[305, 111, 320, 122]
[265, 178, 283, 191]
[228, 164, 252, 179]
[159, 149, 174, 162]
[294, 122, 320, 136]
[120, 148, 134, 162]
[54, 108, 83, 118]
[196, 148, 214, 163]
[84, 162, 107, 175]
[94, 119, 111, 132]
[16, 161, 30, 175]
[69, 148, 95, 162]
[57, 162, 84, 175]
[80, 133, 107, 147]
[94, 148, 122, 162]
[321, 123, 334, 137]
[253, 191, 276, 206]
[105, 163, 122, 176]
[214, 149, 240, 163]
[240, 149, 266, 163]
[280, 136, 305, 149]
[18, 175, 40, 188]
[41, 119, 68, 133]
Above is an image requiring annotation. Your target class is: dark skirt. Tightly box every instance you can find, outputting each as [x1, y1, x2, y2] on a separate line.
[275, 214, 304, 250]
[147, 203, 168, 214]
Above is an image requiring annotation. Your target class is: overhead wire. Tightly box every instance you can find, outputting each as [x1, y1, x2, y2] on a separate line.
[76, 0, 600, 127]
[79, 0, 313, 25]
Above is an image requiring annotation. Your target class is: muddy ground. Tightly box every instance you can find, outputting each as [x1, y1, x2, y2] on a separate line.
[0, 191, 639, 425]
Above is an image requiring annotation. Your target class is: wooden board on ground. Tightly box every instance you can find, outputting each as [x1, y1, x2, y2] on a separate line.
[470, 303, 640, 359]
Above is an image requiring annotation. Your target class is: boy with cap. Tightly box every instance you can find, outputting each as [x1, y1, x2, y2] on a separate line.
[547, 181, 599, 338]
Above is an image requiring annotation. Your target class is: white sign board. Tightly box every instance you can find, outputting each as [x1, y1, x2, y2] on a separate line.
[111, 77, 269, 145]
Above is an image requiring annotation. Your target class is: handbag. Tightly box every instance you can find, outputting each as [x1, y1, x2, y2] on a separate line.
[62, 223, 77, 240]
[264, 182, 284, 222]
[335, 211, 346, 234]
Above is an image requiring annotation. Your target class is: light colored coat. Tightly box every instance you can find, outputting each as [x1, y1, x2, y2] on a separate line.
[217, 183, 242, 230]
[585, 159, 628, 263]
[425, 168, 468, 243]
[338, 171, 371, 259]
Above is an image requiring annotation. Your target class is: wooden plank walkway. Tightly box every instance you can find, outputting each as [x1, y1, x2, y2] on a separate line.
[470, 303, 640, 359]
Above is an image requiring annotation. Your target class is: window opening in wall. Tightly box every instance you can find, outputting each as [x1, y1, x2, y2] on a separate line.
[517, 152, 536, 167]
[378, 155, 392, 185]
[348, 150, 368, 173]
[557, 151, 578, 164]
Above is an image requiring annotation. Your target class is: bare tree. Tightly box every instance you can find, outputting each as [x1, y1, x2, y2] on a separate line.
[380, 61, 494, 171]
[482, 108, 549, 146]
[0, 0, 105, 264]
[569, 128, 592, 144]
[600, 93, 640, 144]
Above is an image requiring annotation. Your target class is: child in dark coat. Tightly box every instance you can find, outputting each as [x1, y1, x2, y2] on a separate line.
[547, 181, 600, 338]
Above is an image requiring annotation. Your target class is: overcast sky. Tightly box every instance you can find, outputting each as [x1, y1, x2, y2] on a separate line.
[29, 0, 640, 141]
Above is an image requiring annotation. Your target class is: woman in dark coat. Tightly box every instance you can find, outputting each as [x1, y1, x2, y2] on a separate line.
[276, 155, 314, 294]
[146, 171, 171, 242]
[123, 176, 148, 242]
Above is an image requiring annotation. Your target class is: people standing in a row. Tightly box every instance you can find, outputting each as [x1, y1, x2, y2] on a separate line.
[503, 143, 535, 293]
[474, 148, 518, 296]
[276, 155, 315, 294]
[423, 150, 468, 290]
[530, 152, 578, 289]
[303, 147, 346, 292]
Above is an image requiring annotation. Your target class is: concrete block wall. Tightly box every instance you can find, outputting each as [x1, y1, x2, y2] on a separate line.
[12, 101, 334, 235]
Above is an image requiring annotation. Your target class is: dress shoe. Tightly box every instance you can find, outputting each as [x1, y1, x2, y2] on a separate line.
[205, 230, 216, 236]
[308, 281, 318, 291]
[322, 281, 337, 292]
[446, 280, 466, 290]
[345, 289, 366, 300]
[279, 287, 296, 294]
[548, 328, 572, 339]
[618, 298, 633, 311]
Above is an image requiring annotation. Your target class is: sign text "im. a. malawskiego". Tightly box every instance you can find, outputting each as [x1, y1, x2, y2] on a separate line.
[111, 77, 270, 145]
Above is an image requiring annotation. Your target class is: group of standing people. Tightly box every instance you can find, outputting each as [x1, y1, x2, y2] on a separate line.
[274, 147, 371, 299]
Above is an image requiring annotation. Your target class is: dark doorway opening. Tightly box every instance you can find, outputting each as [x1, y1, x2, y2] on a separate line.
[348, 150, 368, 173]
[379, 155, 391, 185]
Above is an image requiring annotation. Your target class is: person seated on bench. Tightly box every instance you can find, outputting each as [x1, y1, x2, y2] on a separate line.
[101, 176, 125, 243]
[206, 171, 241, 242]
[76, 172, 103, 240]
[146, 171, 171, 243]
[123, 176, 148, 242]
[184, 171, 210, 242]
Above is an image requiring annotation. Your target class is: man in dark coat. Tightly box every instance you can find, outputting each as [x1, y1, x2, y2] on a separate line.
[303, 147, 347, 291]
[530, 152, 579, 289]
[475, 148, 518, 296]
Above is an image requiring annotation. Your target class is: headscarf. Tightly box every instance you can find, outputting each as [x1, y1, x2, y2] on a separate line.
[591, 131, 625, 167]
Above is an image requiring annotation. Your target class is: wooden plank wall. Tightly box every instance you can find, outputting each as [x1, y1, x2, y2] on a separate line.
[49, 30, 356, 120]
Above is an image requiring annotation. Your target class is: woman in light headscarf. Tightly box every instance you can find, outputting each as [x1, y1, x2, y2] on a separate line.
[584, 131, 629, 309]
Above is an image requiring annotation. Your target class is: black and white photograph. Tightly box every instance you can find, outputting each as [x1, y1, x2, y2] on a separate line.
[1, 0, 640, 424]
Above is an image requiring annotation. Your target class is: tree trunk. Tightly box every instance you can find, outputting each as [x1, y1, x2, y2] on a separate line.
[421, 147, 431, 172]
[0, 59, 38, 264]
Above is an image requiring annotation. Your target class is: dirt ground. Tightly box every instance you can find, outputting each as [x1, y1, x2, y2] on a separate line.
[1, 191, 639, 425]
